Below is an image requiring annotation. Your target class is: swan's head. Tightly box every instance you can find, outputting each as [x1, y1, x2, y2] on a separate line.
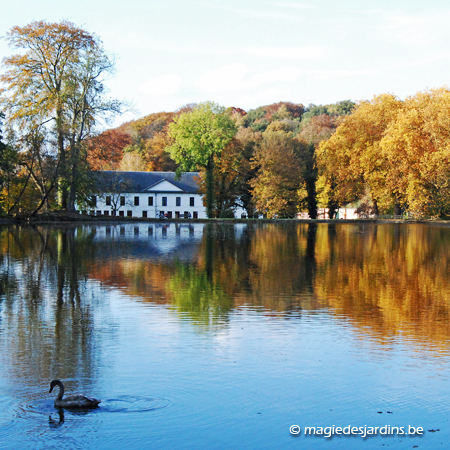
[49, 379, 61, 393]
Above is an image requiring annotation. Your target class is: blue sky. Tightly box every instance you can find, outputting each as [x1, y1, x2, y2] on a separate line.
[2, 0, 450, 128]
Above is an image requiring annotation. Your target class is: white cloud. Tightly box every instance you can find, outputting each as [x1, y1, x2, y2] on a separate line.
[195, 63, 303, 94]
[138, 74, 183, 96]
[243, 46, 326, 59]
[196, 1, 307, 23]
[251, 68, 303, 85]
[382, 11, 450, 46]
[308, 68, 377, 80]
[195, 63, 249, 93]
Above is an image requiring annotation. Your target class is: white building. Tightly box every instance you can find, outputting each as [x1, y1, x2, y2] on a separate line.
[80, 171, 246, 219]
[297, 208, 359, 220]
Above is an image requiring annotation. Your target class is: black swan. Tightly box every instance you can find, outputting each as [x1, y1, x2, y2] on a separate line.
[49, 380, 101, 408]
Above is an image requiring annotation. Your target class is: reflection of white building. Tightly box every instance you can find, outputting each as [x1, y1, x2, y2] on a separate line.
[83, 222, 205, 258]
[80, 171, 245, 219]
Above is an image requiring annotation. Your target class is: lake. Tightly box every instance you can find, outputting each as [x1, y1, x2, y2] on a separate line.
[0, 222, 448, 449]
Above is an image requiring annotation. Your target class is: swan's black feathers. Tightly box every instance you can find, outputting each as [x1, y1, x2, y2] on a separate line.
[49, 379, 100, 409]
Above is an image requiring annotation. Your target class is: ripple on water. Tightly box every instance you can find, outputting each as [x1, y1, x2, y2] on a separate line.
[14, 394, 170, 419]
[4, 394, 171, 449]
[100, 395, 171, 413]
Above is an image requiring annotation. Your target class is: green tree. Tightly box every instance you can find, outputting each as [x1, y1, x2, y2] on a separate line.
[0, 20, 123, 211]
[167, 101, 236, 218]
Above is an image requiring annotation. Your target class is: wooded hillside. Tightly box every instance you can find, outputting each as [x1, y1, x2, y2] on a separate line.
[86, 100, 353, 218]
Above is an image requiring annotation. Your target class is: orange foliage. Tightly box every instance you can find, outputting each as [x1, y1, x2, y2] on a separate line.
[143, 131, 178, 171]
[262, 101, 305, 120]
[86, 130, 131, 170]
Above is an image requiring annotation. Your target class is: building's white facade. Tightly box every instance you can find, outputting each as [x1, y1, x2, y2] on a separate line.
[79, 171, 247, 219]
[94, 180, 206, 219]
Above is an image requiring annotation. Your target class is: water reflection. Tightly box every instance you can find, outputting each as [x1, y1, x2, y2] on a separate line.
[1, 222, 450, 359]
[313, 223, 450, 349]
[1, 222, 449, 450]
[83, 222, 450, 350]
[0, 225, 104, 393]
[48, 409, 65, 428]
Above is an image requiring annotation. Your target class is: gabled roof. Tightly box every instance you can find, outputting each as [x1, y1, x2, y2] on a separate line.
[95, 171, 201, 193]
[145, 178, 184, 192]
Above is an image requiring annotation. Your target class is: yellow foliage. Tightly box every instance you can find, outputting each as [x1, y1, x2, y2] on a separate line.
[317, 89, 450, 217]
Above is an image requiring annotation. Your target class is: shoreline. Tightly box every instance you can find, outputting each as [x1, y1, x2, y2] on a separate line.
[1, 212, 449, 226]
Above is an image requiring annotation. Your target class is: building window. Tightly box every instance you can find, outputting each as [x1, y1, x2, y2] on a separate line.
[142, 211, 147, 218]
[176, 197, 181, 206]
[127, 211, 132, 217]
[190, 197, 195, 207]
[148, 196, 153, 206]
[167, 211, 172, 219]
[162, 197, 167, 206]
[193, 212, 198, 219]
[120, 196, 125, 206]
[119, 210, 124, 217]
[104, 211, 109, 216]
[175, 211, 180, 219]
[111, 211, 116, 217]
[134, 196, 139, 206]
[106, 196, 111, 206]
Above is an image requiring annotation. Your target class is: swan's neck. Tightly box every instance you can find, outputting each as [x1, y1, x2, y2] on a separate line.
[55, 381, 64, 401]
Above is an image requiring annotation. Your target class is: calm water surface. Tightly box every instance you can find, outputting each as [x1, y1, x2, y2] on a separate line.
[0, 222, 449, 449]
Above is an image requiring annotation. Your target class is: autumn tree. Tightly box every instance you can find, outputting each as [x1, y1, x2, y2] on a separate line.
[119, 151, 146, 171]
[298, 114, 337, 145]
[295, 115, 339, 219]
[301, 100, 354, 123]
[380, 88, 450, 217]
[142, 131, 178, 171]
[234, 127, 262, 217]
[167, 102, 236, 218]
[263, 102, 305, 121]
[12, 128, 61, 214]
[0, 113, 19, 214]
[0, 20, 123, 212]
[197, 137, 251, 217]
[251, 129, 303, 218]
[317, 94, 403, 216]
[86, 130, 131, 170]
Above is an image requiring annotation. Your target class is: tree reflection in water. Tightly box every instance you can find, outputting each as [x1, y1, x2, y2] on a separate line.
[2, 221, 450, 368]
[0, 225, 104, 392]
[85, 222, 450, 351]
